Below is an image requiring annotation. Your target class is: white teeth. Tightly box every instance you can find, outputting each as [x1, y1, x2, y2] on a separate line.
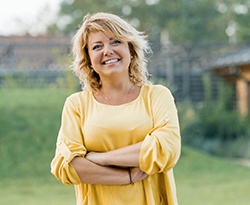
[104, 59, 118, 64]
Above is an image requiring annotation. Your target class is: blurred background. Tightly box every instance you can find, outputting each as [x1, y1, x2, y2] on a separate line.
[0, 0, 250, 204]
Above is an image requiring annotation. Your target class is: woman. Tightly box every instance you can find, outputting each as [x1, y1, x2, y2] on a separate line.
[51, 12, 181, 205]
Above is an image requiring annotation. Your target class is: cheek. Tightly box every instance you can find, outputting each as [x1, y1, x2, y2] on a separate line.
[125, 51, 132, 63]
[88, 53, 97, 64]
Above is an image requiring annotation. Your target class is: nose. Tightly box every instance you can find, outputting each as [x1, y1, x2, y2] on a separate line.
[104, 45, 114, 56]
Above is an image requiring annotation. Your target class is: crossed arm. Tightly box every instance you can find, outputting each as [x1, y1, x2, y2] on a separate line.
[70, 141, 148, 185]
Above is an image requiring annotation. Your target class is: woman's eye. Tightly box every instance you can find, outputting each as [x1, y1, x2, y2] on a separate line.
[112, 40, 121, 45]
[93, 45, 102, 50]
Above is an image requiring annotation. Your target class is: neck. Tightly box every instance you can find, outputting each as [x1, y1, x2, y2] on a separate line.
[97, 78, 137, 105]
[100, 78, 134, 94]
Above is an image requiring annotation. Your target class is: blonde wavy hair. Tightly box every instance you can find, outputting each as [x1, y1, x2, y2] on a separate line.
[71, 12, 151, 91]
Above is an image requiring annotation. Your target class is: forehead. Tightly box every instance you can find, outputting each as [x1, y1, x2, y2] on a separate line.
[88, 32, 112, 42]
[88, 31, 117, 46]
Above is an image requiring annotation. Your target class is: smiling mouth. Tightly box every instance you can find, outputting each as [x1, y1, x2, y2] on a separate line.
[102, 59, 120, 65]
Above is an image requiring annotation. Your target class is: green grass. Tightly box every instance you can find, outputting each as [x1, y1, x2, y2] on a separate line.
[175, 146, 250, 205]
[1, 88, 250, 205]
[0, 178, 75, 205]
[0, 88, 71, 178]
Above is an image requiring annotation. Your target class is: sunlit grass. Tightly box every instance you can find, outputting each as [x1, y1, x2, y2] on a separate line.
[175, 146, 250, 205]
[0, 177, 75, 205]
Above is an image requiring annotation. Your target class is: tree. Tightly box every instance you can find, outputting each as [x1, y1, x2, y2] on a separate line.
[215, 0, 250, 43]
[50, 0, 128, 35]
[48, 0, 250, 45]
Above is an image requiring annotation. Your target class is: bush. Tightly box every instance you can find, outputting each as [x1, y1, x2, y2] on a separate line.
[178, 74, 250, 158]
[0, 70, 79, 91]
[199, 74, 248, 141]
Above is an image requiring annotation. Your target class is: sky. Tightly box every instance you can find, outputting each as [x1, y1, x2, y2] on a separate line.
[0, 0, 62, 36]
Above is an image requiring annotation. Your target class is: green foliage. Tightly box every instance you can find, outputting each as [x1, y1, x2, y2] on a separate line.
[167, 0, 226, 43]
[50, 0, 250, 44]
[235, 11, 250, 41]
[1, 74, 45, 89]
[200, 74, 248, 141]
[178, 74, 250, 157]
[0, 70, 79, 91]
[177, 100, 202, 145]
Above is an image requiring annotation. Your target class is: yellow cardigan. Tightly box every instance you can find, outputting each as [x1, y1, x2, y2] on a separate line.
[51, 84, 181, 205]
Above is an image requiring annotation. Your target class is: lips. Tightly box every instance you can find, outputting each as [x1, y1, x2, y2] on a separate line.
[102, 58, 120, 65]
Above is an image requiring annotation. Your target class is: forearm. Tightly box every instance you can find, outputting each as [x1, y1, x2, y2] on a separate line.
[70, 156, 130, 185]
[87, 141, 143, 167]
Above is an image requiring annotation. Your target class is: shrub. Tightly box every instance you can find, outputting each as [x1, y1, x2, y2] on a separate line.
[178, 73, 250, 158]
[199, 74, 248, 141]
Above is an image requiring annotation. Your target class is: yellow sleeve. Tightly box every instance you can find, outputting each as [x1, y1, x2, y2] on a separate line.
[50, 95, 87, 185]
[139, 85, 181, 175]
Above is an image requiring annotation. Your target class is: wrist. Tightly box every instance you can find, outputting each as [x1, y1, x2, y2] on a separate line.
[128, 168, 133, 184]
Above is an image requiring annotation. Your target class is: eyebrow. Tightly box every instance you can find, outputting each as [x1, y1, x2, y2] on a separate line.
[91, 38, 115, 46]
[91, 41, 102, 46]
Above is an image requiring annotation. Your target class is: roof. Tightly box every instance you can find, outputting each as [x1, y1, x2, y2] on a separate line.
[0, 35, 70, 70]
[209, 47, 250, 69]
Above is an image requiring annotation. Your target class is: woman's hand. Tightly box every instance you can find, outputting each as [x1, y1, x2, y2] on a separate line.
[130, 167, 148, 183]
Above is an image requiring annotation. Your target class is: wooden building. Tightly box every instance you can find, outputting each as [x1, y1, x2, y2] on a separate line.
[210, 47, 250, 116]
[0, 35, 71, 86]
[0, 35, 70, 70]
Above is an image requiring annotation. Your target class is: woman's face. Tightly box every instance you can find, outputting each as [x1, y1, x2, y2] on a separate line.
[87, 31, 131, 80]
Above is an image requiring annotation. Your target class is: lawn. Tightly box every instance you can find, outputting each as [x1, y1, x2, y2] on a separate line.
[1, 88, 249, 205]
[175, 146, 250, 205]
[0, 178, 75, 205]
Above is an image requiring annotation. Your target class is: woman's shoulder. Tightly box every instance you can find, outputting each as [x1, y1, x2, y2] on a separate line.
[142, 84, 174, 102]
[143, 84, 172, 95]
[65, 90, 91, 106]
[67, 90, 89, 99]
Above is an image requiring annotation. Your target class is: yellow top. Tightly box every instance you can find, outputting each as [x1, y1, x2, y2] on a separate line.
[51, 84, 181, 205]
